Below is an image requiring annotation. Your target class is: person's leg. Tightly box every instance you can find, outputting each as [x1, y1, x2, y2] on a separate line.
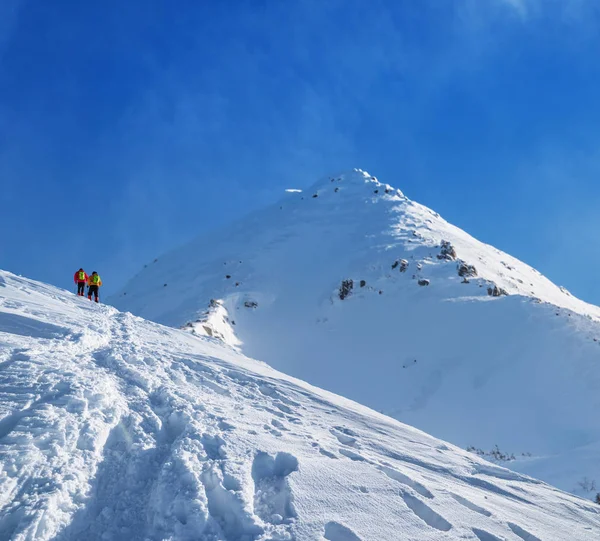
[88, 285, 93, 300]
[78, 282, 85, 296]
[89, 285, 99, 302]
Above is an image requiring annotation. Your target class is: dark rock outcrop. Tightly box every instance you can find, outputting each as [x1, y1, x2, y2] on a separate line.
[438, 240, 457, 261]
[487, 285, 508, 297]
[392, 259, 409, 272]
[458, 261, 478, 278]
[339, 279, 354, 300]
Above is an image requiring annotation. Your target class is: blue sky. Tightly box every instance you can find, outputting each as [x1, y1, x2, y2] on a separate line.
[1, 0, 600, 303]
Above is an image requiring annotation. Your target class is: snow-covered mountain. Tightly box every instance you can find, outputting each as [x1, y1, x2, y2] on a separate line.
[2, 270, 600, 540]
[111, 169, 600, 501]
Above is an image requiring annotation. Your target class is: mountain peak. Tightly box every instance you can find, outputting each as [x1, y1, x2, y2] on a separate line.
[111, 170, 600, 502]
[298, 167, 405, 199]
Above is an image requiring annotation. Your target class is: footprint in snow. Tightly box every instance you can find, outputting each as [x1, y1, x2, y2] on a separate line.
[0, 349, 30, 370]
[378, 465, 433, 499]
[200, 378, 230, 396]
[201, 466, 263, 539]
[508, 522, 542, 541]
[274, 401, 293, 414]
[311, 442, 338, 459]
[339, 448, 366, 462]
[324, 521, 362, 541]
[330, 427, 358, 447]
[263, 424, 283, 438]
[217, 419, 235, 431]
[472, 528, 503, 541]
[450, 493, 491, 516]
[252, 451, 299, 526]
[319, 448, 338, 459]
[332, 425, 358, 437]
[401, 492, 452, 532]
[201, 433, 226, 460]
[271, 418, 289, 431]
[258, 384, 302, 408]
[261, 405, 286, 419]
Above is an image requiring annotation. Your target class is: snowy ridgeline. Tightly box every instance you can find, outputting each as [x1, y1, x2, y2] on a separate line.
[2, 270, 600, 540]
[110, 169, 600, 501]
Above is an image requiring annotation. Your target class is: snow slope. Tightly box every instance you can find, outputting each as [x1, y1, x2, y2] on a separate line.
[2, 270, 600, 540]
[110, 169, 600, 500]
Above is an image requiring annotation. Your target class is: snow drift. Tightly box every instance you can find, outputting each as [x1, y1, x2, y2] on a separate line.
[111, 169, 600, 500]
[2, 270, 600, 539]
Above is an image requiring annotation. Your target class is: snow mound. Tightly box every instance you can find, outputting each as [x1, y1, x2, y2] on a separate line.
[110, 169, 600, 500]
[2, 270, 600, 540]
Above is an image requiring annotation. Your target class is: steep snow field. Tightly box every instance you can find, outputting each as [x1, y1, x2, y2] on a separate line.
[111, 170, 600, 500]
[2, 271, 600, 540]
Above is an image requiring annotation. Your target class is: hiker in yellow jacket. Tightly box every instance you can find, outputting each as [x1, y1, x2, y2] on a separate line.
[87, 271, 103, 303]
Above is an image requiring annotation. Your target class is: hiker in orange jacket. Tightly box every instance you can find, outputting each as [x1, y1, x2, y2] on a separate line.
[87, 271, 103, 303]
[74, 268, 88, 296]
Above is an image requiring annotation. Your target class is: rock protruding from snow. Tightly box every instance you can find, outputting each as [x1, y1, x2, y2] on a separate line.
[438, 240, 458, 261]
[487, 285, 508, 297]
[339, 279, 353, 300]
[458, 261, 478, 278]
[392, 259, 410, 273]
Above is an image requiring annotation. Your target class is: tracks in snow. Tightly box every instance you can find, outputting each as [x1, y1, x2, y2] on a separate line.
[1, 295, 598, 540]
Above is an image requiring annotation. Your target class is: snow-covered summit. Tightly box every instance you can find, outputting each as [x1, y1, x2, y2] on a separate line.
[306, 168, 404, 197]
[113, 167, 600, 322]
[111, 169, 600, 500]
[2, 269, 600, 540]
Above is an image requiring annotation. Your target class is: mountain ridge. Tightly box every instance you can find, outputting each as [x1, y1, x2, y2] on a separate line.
[112, 169, 600, 323]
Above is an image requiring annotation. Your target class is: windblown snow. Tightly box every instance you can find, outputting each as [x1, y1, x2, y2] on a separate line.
[111, 169, 600, 502]
[2, 271, 600, 540]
